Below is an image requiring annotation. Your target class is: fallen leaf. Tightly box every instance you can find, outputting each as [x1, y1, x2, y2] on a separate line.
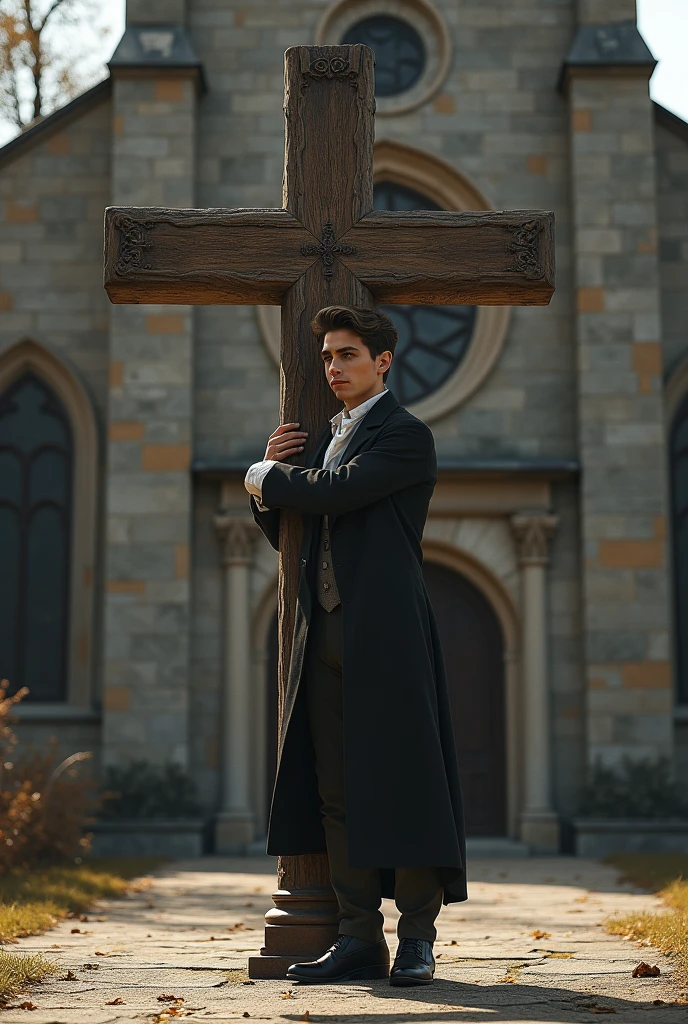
[281, 990, 294, 999]
[531, 930, 551, 940]
[226, 922, 245, 932]
[300, 1013, 310, 1022]
[106, 997, 125, 1005]
[632, 962, 661, 978]
[18, 1002, 38, 1010]
[450, 939, 458, 945]
[82, 963, 100, 970]
[71, 928, 81, 934]
[94, 950, 110, 956]
[158, 995, 184, 1003]
[59, 970, 78, 981]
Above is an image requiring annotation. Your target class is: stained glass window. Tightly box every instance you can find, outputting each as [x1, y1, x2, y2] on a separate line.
[373, 182, 477, 406]
[0, 373, 72, 701]
[342, 14, 426, 97]
[671, 393, 688, 704]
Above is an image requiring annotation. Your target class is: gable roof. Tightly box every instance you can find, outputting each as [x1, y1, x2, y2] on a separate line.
[0, 78, 111, 171]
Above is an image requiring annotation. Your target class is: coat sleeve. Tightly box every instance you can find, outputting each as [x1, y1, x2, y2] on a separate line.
[249, 495, 281, 551]
[260, 418, 436, 517]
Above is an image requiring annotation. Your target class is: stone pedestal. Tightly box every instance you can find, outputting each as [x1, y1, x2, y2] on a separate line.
[248, 854, 339, 979]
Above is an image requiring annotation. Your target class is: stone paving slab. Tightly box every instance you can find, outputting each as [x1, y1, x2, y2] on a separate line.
[4, 856, 685, 1023]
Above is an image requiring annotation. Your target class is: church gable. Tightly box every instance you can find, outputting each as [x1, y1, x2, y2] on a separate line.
[0, 82, 113, 416]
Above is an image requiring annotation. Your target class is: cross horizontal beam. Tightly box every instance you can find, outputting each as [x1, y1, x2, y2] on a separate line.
[338, 210, 555, 305]
[103, 208, 316, 305]
[104, 207, 554, 307]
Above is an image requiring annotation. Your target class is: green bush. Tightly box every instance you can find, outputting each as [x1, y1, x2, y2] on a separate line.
[579, 756, 688, 819]
[100, 761, 201, 819]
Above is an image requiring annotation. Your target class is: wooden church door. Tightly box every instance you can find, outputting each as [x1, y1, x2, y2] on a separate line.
[422, 560, 507, 836]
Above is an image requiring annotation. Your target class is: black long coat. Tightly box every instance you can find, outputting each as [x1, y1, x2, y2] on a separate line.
[251, 390, 467, 903]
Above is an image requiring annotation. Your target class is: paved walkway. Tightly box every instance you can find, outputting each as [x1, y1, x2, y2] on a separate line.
[6, 856, 686, 1023]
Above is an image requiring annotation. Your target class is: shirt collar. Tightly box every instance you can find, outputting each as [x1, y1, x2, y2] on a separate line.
[330, 388, 387, 434]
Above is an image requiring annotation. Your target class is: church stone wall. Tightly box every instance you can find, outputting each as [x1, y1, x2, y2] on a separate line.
[0, 97, 112, 416]
[0, 96, 112, 755]
[656, 122, 688, 377]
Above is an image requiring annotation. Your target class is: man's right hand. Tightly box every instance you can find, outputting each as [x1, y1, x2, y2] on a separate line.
[264, 423, 308, 462]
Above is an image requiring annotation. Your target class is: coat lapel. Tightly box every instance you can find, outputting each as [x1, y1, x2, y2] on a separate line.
[336, 389, 400, 467]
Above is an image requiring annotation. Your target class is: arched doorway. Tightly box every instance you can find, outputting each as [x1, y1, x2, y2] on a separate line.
[423, 560, 507, 836]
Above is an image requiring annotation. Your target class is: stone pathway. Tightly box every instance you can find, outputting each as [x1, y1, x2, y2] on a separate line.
[5, 856, 686, 1023]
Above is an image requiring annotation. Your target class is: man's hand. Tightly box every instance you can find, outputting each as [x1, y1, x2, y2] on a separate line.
[264, 423, 308, 462]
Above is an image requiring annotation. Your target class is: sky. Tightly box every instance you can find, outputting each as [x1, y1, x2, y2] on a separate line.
[0, 0, 686, 144]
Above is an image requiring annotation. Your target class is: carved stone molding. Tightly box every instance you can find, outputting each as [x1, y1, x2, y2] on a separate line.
[510, 513, 559, 566]
[214, 511, 260, 567]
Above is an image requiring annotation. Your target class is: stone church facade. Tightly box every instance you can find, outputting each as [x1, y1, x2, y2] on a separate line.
[1, 0, 686, 853]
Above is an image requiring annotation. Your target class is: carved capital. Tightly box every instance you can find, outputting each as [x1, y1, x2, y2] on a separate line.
[510, 512, 558, 566]
[214, 511, 259, 567]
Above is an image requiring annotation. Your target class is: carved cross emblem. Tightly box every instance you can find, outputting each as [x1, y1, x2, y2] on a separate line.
[299, 221, 357, 278]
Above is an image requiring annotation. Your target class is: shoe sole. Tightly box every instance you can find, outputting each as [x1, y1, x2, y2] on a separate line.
[389, 974, 434, 987]
[286, 964, 390, 983]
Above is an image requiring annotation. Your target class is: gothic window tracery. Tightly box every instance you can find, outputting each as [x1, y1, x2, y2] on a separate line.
[342, 14, 426, 96]
[0, 372, 73, 701]
[373, 181, 477, 406]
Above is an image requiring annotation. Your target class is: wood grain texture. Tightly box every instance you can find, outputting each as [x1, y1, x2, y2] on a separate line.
[337, 210, 556, 305]
[104, 207, 317, 304]
[277, 259, 372, 900]
[283, 45, 375, 239]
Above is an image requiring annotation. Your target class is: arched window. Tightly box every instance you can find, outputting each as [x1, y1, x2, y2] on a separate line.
[373, 181, 477, 406]
[0, 372, 73, 701]
[671, 393, 688, 705]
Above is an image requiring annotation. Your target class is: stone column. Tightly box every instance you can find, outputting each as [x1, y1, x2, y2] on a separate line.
[564, 7, 673, 769]
[214, 511, 260, 852]
[510, 512, 560, 853]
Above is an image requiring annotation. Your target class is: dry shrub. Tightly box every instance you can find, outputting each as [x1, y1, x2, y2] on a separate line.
[0, 680, 98, 874]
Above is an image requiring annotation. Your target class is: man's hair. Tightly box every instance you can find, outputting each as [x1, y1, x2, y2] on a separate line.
[311, 306, 398, 380]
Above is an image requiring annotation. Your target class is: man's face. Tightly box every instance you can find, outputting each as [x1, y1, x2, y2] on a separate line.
[321, 329, 392, 406]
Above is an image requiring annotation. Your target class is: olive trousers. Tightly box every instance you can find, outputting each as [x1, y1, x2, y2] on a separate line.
[304, 601, 444, 944]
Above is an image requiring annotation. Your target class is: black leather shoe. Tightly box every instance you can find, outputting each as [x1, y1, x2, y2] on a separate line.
[390, 938, 435, 986]
[286, 934, 390, 983]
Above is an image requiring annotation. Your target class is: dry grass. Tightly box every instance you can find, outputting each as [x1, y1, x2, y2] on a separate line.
[0, 858, 164, 1003]
[0, 950, 59, 1007]
[0, 857, 164, 942]
[605, 854, 688, 988]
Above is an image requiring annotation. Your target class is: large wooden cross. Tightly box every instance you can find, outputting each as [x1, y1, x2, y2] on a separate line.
[104, 44, 554, 977]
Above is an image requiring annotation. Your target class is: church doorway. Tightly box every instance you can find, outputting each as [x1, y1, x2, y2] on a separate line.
[422, 560, 507, 837]
[263, 561, 508, 836]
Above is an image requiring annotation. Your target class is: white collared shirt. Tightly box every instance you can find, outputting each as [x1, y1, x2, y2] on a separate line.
[244, 388, 388, 505]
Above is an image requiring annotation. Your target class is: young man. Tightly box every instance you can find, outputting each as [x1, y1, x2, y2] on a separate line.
[245, 305, 467, 986]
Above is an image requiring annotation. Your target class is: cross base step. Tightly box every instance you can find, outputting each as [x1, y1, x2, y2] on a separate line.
[248, 954, 309, 979]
